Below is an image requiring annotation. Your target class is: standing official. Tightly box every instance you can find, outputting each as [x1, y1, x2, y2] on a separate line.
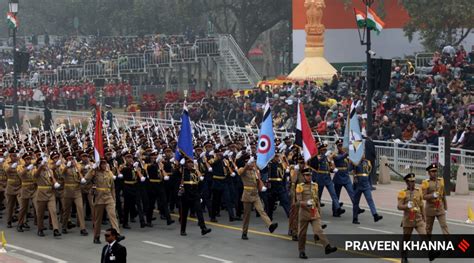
[101, 228, 127, 263]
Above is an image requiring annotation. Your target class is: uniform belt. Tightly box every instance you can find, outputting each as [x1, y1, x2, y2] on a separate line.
[7, 179, 19, 183]
[356, 173, 368, 177]
[124, 181, 136, 185]
[183, 181, 198, 185]
[65, 183, 80, 187]
[37, 186, 51, 190]
[96, 187, 110, 191]
[244, 186, 256, 190]
[316, 170, 330, 174]
[213, 175, 226, 180]
[269, 178, 283, 182]
[336, 167, 348, 170]
[149, 179, 162, 183]
[21, 182, 34, 186]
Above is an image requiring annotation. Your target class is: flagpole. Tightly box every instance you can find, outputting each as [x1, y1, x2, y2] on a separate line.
[363, 0, 374, 133]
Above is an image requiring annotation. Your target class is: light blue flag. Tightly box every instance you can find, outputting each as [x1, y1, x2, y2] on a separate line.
[257, 101, 275, 170]
[175, 102, 194, 161]
[348, 100, 365, 165]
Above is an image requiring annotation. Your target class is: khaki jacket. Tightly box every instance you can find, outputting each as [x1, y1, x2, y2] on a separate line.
[4, 159, 22, 195]
[238, 167, 259, 203]
[62, 164, 83, 199]
[85, 169, 115, 205]
[296, 182, 320, 221]
[397, 188, 425, 228]
[19, 164, 37, 200]
[422, 178, 447, 216]
[35, 167, 55, 202]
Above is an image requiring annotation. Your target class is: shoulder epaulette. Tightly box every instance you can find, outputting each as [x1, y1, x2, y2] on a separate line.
[398, 189, 407, 199]
[421, 179, 429, 189]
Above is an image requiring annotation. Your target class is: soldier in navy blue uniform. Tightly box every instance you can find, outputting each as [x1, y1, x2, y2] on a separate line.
[195, 143, 213, 218]
[311, 144, 345, 217]
[266, 153, 290, 220]
[179, 157, 212, 236]
[332, 139, 364, 215]
[209, 146, 236, 222]
[351, 154, 383, 224]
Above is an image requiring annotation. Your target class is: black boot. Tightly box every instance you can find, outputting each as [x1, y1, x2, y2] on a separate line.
[201, 227, 212, 236]
[80, 229, 89, 236]
[401, 257, 409, 263]
[374, 214, 383, 222]
[352, 219, 360, 224]
[117, 234, 125, 242]
[292, 235, 298, 241]
[17, 225, 24, 232]
[7, 222, 12, 228]
[241, 233, 248, 240]
[93, 237, 101, 244]
[23, 223, 30, 230]
[62, 228, 68, 234]
[333, 208, 346, 217]
[268, 223, 278, 233]
[180, 231, 187, 236]
[325, 244, 337, 254]
[299, 252, 308, 259]
[53, 229, 62, 237]
[167, 219, 175, 225]
[37, 230, 45, 237]
[358, 208, 365, 214]
[322, 224, 327, 229]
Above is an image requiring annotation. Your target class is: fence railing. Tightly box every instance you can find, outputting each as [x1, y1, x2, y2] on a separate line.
[340, 66, 365, 77]
[415, 52, 435, 68]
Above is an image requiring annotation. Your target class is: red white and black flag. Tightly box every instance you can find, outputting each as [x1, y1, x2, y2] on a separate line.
[94, 105, 104, 163]
[295, 100, 317, 161]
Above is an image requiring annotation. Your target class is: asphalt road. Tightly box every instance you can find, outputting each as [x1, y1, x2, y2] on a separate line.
[1, 199, 473, 263]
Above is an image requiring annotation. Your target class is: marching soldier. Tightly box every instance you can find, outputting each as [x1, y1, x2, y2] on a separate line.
[79, 150, 95, 222]
[4, 148, 22, 228]
[209, 146, 236, 222]
[422, 164, 449, 236]
[296, 168, 337, 259]
[85, 158, 124, 244]
[238, 154, 278, 240]
[266, 153, 290, 220]
[17, 149, 36, 232]
[289, 154, 305, 241]
[61, 151, 88, 236]
[351, 154, 383, 224]
[35, 152, 61, 237]
[179, 157, 212, 236]
[0, 148, 7, 219]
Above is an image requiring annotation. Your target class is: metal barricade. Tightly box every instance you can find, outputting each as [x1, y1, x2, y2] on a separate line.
[170, 44, 198, 63]
[415, 52, 435, 68]
[57, 66, 84, 81]
[118, 54, 145, 74]
[30, 70, 58, 85]
[341, 66, 365, 77]
[83, 59, 119, 80]
[144, 49, 172, 68]
[195, 38, 220, 57]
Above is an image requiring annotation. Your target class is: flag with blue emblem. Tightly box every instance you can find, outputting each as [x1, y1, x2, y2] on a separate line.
[175, 101, 194, 161]
[257, 100, 275, 170]
[347, 100, 365, 165]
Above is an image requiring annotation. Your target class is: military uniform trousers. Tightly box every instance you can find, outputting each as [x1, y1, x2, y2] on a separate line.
[36, 196, 59, 231]
[425, 214, 449, 235]
[242, 195, 272, 235]
[333, 171, 355, 204]
[62, 192, 86, 230]
[353, 176, 378, 219]
[146, 182, 171, 223]
[123, 184, 145, 225]
[298, 217, 329, 252]
[94, 202, 120, 238]
[267, 183, 290, 220]
[211, 179, 235, 220]
[18, 186, 36, 226]
[5, 193, 20, 223]
[180, 196, 206, 233]
[315, 173, 342, 214]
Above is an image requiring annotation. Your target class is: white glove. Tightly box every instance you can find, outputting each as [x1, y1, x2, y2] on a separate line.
[285, 168, 290, 173]
[41, 159, 48, 166]
[193, 160, 198, 165]
[164, 175, 170, 181]
[325, 151, 332, 157]
[208, 167, 213, 172]
[200, 152, 206, 158]
[121, 148, 128, 154]
[306, 199, 314, 207]
[11, 162, 18, 169]
[118, 173, 124, 179]
[40, 152, 45, 158]
[0, 157, 4, 163]
[85, 164, 91, 170]
[80, 178, 87, 184]
[140, 176, 146, 182]
[67, 161, 72, 167]
[55, 160, 62, 166]
[433, 192, 439, 198]
[170, 158, 175, 163]
[54, 182, 61, 189]
[236, 151, 243, 159]
[209, 151, 214, 156]
[247, 157, 255, 165]
[215, 143, 221, 149]
[333, 168, 339, 173]
[231, 172, 236, 177]
[133, 162, 139, 168]
[228, 151, 233, 157]
[134, 151, 140, 158]
[294, 164, 300, 171]
[27, 164, 34, 171]
[112, 152, 117, 159]
[113, 175, 117, 180]
[445, 210, 447, 215]
[92, 163, 98, 169]
[199, 176, 204, 181]
[156, 154, 163, 163]
[407, 201, 413, 209]
[223, 150, 229, 157]
[261, 186, 267, 192]
[180, 159, 185, 165]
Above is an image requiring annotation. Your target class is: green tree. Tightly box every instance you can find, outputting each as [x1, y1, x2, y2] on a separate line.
[401, 0, 473, 51]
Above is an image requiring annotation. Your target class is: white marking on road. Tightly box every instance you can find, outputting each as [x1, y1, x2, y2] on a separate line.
[142, 240, 174, 249]
[6, 244, 67, 263]
[6, 251, 44, 263]
[199, 254, 233, 263]
[358, 227, 394, 234]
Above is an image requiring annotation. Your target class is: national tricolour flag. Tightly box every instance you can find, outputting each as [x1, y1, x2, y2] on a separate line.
[367, 7, 385, 33]
[353, 8, 366, 28]
[256, 100, 275, 170]
[6, 12, 18, 29]
[295, 101, 317, 162]
[175, 101, 194, 161]
[94, 105, 104, 164]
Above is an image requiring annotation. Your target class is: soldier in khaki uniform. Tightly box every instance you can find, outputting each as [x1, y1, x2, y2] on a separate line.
[17, 150, 37, 232]
[288, 154, 305, 241]
[4, 148, 23, 228]
[397, 173, 427, 263]
[238, 154, 278, 240]
[79, 151, 95, 222]
[35, 152, 62, 237]
[85, 158, 123, 244]
[422, 164, 449, 236]
[296, 168, 337, 259]
[0, 148, 8, 219]
[61, 152, 88, 236]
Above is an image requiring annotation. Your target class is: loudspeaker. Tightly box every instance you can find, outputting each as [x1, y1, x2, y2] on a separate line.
[14, 51, 30, 73]
[371, 58, 392, 91]
[94, 79, 105, 87]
